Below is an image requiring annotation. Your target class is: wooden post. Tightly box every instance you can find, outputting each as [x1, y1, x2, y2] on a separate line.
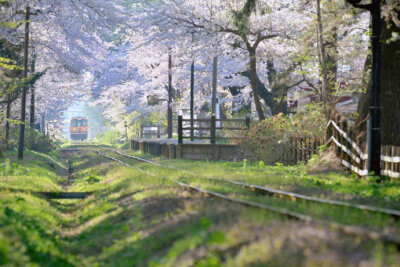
[29, 55, 36, 128]
[390, 146, 395, 181]
[178, 115, 183, 144]
[326, 118, 333, 144]
[245, 116, 250, 130]
[293, 138, 297, 164]
[167, 51, 173, 138]
[211, 56, 218, 116]
[341, 120, 348, 161]
[312, 138, 316, 158]
[190, 61, 194, 141]
[210, 115, 216, 144]
[40, 112, 45, 134]
[383, 145, 388, 176]
[396, 147, 400, 179]
[297, 138, 301, 162]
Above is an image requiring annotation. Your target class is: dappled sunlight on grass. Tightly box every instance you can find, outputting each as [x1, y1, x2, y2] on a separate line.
[1, 146, 400, 266]
[114, 148, 400, 208]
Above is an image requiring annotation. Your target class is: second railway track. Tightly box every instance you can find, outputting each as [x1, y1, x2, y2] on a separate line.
[91, 146, 400, 247]
[101, 147, 400, 219]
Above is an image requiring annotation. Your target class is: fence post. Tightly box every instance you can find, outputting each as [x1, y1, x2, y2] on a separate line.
[245, 116, 250, 130]
[292, 137, 297, 164]
[341, 120, 348, 162]
[391, 146, 395, 181]
[313, 138, 317, 156]
[178, 115, 183, 144]
[157, 123, 160, 138]
[395, 147, 400, 180]
[326, 118, 333, 144]
[210, 115, 216, 144]
[382, 145, 387, 176]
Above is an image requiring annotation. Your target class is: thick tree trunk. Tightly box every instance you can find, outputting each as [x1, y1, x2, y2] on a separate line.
[381, 15, 400, 146]
[316, 0, 331, 118]
[325, 27, 339, 92]
[249, 49, 265, 121]
[234, 69, 274, 114]
[354, 53, 371, 145]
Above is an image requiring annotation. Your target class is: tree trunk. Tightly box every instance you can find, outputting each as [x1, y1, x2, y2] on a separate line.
[381, 14, 400, 146]
[5, 98, 11, 149]
[249, 49, 265, 121]
[354, 53, 371, 145]
[325, 27, 339, 93]
[316, 0, 331, 118]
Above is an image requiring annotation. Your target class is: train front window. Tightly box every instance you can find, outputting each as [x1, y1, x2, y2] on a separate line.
[71, 119, 87, 127]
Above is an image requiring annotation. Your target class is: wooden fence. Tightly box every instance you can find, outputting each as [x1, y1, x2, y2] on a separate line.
[177, 115, 250, 144]
[326, 119, 400, 179]
[281, 137, 323, 165]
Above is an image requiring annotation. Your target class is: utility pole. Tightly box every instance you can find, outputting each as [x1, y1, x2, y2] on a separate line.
[124, 121, 128, 145]
[346, 0, 381, 176]
[17, 6, 34, 160]
[29, 54, 36, 128]
[211, 56, 218, 115]
[167, 51, 173, 138]
[41, 112, 46, 134]
[190, 61, 194, 141]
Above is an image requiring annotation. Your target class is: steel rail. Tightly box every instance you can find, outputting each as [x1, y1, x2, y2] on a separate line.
[104, 148, 400, 219]
[94, 147, 400, 247]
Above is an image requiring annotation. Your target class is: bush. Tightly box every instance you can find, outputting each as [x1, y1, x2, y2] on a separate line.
[0, 126, 56, 153]
[26, 129, 57, 153]
[240, 105, 326, 165]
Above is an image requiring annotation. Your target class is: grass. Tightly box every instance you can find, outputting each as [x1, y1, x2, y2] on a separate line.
[108, 147, 400, 209]
[98, 148, 400, 234]
[1, 146, 400, 266]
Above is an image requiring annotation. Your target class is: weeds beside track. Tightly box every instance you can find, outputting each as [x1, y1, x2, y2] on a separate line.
[94, 146, 400, 247]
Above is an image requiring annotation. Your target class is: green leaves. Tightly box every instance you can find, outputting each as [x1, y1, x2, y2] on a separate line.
[0, 21, 23, 29]
[0, 57, 20, 71]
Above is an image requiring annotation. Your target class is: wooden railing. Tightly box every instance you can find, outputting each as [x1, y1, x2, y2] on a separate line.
[177, 115, 250, 144]
[138, 124, 167, 138]
[327, 119, 400, 179]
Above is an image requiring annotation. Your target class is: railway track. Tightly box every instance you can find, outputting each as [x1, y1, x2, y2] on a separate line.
[102, 147, 400, 219]
[91, 146, 400, 247]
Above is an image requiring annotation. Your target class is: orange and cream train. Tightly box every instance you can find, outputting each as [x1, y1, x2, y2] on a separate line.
[70, 117, 88, 140]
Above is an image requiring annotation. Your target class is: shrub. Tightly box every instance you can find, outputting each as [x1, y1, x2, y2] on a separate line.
[26, 129, 57, 153]
[240, 105, 326, 165]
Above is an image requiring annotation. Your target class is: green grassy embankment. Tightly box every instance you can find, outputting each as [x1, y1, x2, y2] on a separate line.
[1, 147, 400, 266]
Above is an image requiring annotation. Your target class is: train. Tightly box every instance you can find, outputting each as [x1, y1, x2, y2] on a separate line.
[70, 117, 88, 140]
